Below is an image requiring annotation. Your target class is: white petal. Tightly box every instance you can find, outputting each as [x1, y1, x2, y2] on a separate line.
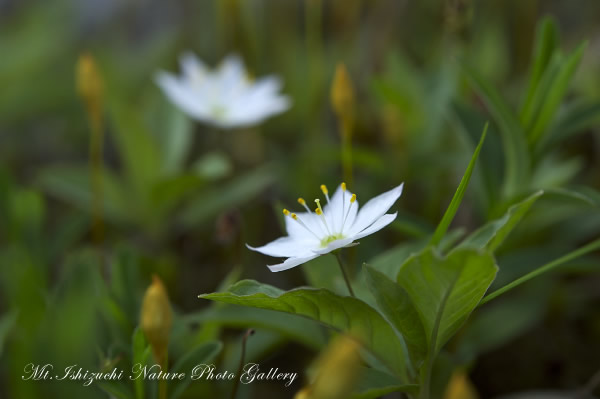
[285, 211, 326, 240]
[348, 183, 404, 236]
[179, 52, 209, 84]
[352, 212, 397, 240]
[267, 254, 320, 272]
[155, 72, 210, 120]
[311, 237, 355, 255]
[246, 237, 315, 258]
[324, 184, 358, 234]
[216, 54, 247, 96]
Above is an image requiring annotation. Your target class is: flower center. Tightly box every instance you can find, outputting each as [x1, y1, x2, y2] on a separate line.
[282, 182, 357, 245]
[320, 233, 345, 248]
[211, 104, 228, 120]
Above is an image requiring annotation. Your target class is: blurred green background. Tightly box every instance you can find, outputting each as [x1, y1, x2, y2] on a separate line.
[1, 0, 600, 398]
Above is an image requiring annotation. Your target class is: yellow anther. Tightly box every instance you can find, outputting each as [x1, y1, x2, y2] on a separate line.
[315, 208, 322, 215]
[283, 209, 290, 216]
[320, 184, 328, 195]
[291, 213, 298, 220]
[297, 198, 306, 206]
[350, 194, 356, 203]
[341, 182, 347, 191]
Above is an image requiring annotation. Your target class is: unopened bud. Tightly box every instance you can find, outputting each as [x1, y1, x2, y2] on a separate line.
[330, 63, 355, 134]
[140, 275, 173, 366]
[298, 335, 362, 399]
[443, 370, 479, 399]
[76, 53, 103, 121]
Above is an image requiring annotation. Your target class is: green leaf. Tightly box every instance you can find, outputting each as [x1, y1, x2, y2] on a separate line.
[458, 191, 543, 252]
[520, 17, 559, 126]
[353, 368, 419, 399]
[109, 103, 162, 195]
[396, 248, 498, 354]
[183, 305, 326, 351]
[131, 327, 151, 399]
[364, 265, 426, 368]
[527, 41, 587, 144]
[480, 238, 600, 305]
[538, 100, 600, 153]
[152, 104, 193, 176]
[462, 65, 529, 197]
[430, 125, 487, 246]
[178, 165, 276, 229]
[0, 310, 18, 358]
[169, 341, 222, 399]
[368, 229, 465, 280]
[199, 280, 409, 379]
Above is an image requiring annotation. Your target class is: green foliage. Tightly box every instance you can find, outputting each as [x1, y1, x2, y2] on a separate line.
[430, 124, 487, 246]
[200, 280, 410, 379]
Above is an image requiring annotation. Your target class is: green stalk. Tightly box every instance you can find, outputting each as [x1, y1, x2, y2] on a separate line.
[334, 252, 355, 297]
[480, 238, 600, 306]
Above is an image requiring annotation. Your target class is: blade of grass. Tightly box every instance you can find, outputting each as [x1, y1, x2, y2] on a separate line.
[461, 65, 529, 198]
[528, 41, 587, 145]
[430, 124, 488, 246]
[520, 16, 559, 126]
[479, 237, 600, 306]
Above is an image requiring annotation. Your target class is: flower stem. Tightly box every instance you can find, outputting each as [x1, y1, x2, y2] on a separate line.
[231, 329, 254, 399]
[334, 252, 355, 297]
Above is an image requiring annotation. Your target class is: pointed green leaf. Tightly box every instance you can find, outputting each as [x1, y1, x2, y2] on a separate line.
[520, 16, 559, 126]
[458, 190, 543, 252]
[199, 280, 409, 379]
[430, 125, 487, 246]
[131, 327, 151, 399]
[364, 265, 426, 367]
[461, 65, 529, 197]
[527, 41, 587, 144]
[396, 248, 498, 354]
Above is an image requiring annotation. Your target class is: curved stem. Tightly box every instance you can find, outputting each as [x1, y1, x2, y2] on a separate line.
[230, 329, 254, 399]
[334, 252, 355, 297]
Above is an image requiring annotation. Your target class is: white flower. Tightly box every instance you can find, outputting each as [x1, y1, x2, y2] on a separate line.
[247, 182, 404, 272]
[155, 52, 291, 129]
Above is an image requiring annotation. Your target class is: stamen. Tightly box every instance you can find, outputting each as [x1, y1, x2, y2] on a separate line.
[340, 183, 346, 234]
[314, 199, 332, 235]
[283, 209, 290, 216]
[341, 194, 357, 232]
[285, 212, 320, 240]
[320, 184, 334, 231]
[297, 197, 311, 213]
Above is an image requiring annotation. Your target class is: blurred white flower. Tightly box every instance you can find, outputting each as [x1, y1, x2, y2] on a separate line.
[248, 182, 404, 272]
[155, 52, 291, 129]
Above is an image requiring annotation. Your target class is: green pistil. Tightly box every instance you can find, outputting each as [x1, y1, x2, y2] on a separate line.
[320, 234, 344, 247]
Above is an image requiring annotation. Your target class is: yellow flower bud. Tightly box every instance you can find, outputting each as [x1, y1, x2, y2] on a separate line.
[76, 53, 103, 121]
[140, 275, 173, 366]
[330, 63, 355, 134]
[298, 335, 362, 399]
[443, 370, 479, 399]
